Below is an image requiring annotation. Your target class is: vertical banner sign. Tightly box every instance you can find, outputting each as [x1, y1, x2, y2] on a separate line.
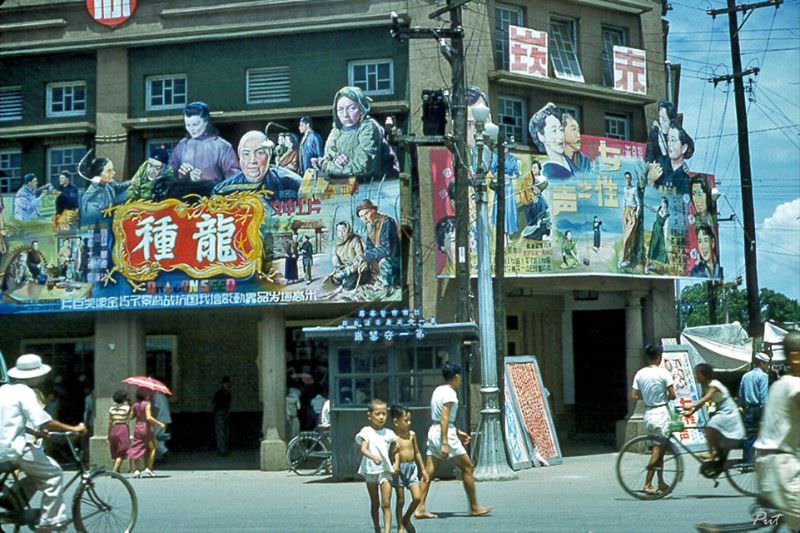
[661, 348, 708, 451]
[86, 0, 136, 27]
[509, 25, 549, 79]
[613, 45, 647, 95]
[504, 356, 562, 465]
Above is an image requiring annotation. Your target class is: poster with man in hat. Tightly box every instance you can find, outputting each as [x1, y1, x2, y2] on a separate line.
[356, 199, 400, 292]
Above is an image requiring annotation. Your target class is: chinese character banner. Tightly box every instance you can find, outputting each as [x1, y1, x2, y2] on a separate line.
[431, 104, 720, 279]
[0, 87, 402, 314]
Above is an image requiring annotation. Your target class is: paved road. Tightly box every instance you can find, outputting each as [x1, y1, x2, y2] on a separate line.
[125, 452, 764, 532]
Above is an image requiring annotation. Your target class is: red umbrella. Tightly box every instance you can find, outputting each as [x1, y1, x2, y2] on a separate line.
[122, 376, 172, 396]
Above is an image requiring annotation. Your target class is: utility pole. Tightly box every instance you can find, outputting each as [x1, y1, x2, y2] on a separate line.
[493, 138, 507, 373]
[707, 0, 781, 337]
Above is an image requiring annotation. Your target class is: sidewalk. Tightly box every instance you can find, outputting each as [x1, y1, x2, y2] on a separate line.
[127, 452, 758, 532]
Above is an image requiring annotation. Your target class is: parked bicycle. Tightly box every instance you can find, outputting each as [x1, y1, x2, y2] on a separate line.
[616, 413, 757, 500]
[286, 427, 332, 476]
[0, 431, 137, 532]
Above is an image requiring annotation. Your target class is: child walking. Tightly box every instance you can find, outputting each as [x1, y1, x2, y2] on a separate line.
[356, 399, 396, 533]
[390, 405, 429, 533]
[107, 389, 132, 473]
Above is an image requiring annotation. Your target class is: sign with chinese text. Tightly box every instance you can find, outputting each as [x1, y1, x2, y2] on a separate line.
[613, 45, 647, 95]
[86, 0, 136, 27]
[509, 25, 548, 79]
[661, 347, 708, 451]
[0, 87, 402, 314]
[431, 126, 720, 279]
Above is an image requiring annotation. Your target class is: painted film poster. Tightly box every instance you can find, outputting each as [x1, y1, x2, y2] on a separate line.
[0, 87, 401, 314]
[661, 348, 708, 451]
[431, 101, 721, 279]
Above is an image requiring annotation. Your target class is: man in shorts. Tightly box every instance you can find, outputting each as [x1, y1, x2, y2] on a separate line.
[754, 331, 800, 530]
[631, 344, 676, 495]
[414, 362, 490, 519]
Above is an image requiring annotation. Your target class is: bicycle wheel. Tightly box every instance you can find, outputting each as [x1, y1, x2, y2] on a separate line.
[72, 470, 137, 533]
[724, 449, 758, 497]
[287, 432, 328, 476]
[616, 435, 682, 500]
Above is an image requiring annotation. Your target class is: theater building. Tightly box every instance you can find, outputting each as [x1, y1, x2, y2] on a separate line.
[0, 0, 681, 468]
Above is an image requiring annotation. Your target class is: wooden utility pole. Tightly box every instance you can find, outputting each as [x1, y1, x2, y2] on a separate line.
[707, 0, 781, 337]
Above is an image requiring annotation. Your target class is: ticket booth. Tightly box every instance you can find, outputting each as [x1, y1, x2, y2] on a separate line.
[303, 317, 478, 480]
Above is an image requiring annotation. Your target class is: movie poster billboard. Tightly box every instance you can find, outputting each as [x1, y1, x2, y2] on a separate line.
[661, 347, 708, 451]
[431, 100, 721, 279]
[0, 87, 402, 314]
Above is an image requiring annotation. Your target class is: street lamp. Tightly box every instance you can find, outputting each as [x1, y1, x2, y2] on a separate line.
[470, 104, 517, 481]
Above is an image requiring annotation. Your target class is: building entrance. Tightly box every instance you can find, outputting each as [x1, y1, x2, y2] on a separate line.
[572, 310, 627, 436]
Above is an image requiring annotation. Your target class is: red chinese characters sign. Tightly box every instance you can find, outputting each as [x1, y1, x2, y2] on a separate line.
[86, 0, 136, 27]
[112, 195, 265, 282]
[613, 45, 647, 95]
[509, 25, 549, 79]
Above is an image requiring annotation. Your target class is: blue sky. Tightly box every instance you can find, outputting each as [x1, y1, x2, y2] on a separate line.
[667, 0, 800, 300]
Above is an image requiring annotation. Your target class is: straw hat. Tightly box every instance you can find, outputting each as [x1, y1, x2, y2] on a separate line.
[8, 353, 52, 380]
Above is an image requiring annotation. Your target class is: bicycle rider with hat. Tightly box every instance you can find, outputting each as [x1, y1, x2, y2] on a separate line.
[0, 353, 86, 532]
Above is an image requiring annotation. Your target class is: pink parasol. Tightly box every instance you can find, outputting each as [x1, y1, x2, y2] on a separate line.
[122, 376, 172, 396]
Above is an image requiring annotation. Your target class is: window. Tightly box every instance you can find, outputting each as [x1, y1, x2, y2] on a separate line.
[46, 81, 86, 117]
[555, 103, 581, 124]
[497, 96, 526, 143]
[146, 75, 187, 111]
[495, 4, 524, 69]
[549, 17, 584, 82]
[605, 113, 630, 140]
[602, 26, 628, 87]
[0, 86, 23, 122]
[348, 60, 394, 96]
[0, 150, 23, 193]
[48, 146, 88, 184]
[247, 66, 291, 104]
[145, 138, 180, 161]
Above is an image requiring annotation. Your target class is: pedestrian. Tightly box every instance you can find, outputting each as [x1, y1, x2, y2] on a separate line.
[108, 389, 132, 473]
[356, 399, 395, 533]
[687, 363, 746, 461]
[286, 384, 301, 440]
[415, 362, 491, 519]
[152, 391, 172, 461]
[631, 344, 676, 496]
[754, 330, 800, 530]
[128, 388, 166, 478]
[738, 352, 770, 464]
[390, 405, 429, 533]
[213, 376, 232, 456]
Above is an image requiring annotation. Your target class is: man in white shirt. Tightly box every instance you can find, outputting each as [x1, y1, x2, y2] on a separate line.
[415, 361, 490, 519]
[0, 353, 86, 531]
[631, 344, 676, 495]
[152, 391, 172, 460]
[754, 331, 800, 530]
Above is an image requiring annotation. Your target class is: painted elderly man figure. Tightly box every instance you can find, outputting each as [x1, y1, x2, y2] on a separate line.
[14, 173, 50, 221]
[356, 199, 400, 289]
[329, 220, 366, 290]
[168, 102, 239, 188]
[213, 130, 302, 204]
[318, 86, 398, 180]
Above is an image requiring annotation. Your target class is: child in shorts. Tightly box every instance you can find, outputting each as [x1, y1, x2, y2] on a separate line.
[356, 399, 396, 533]
[390, 405, 429, 533]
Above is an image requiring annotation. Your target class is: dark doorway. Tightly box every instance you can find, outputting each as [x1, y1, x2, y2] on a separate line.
[572, 310, 627, 436]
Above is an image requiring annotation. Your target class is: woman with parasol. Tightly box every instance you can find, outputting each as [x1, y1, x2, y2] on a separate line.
[124, 377, 169, 478]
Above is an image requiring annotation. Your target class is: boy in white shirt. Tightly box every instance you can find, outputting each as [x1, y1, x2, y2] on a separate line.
[355, 399, 396, 533]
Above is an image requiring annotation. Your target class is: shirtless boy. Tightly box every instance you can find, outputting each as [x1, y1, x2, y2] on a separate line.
[390, 405, 429, 533]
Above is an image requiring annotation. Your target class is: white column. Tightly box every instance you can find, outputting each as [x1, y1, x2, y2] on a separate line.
[258, 309, 287, 470]
[619, 291, 647, 448]
[90, 312, 144, 467]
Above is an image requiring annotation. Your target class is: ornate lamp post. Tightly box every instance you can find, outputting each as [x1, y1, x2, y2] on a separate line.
[469, 101, 517, 481]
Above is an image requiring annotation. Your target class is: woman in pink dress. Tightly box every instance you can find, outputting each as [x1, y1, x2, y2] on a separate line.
[127, 388, 165, 477]
[108, 389, 132, 473]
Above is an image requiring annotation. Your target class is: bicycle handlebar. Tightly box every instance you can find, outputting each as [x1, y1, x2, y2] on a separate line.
[46, 431, 80, 438]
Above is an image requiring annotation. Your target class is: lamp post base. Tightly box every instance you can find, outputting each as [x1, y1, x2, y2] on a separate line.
[472, 388, 517, 481]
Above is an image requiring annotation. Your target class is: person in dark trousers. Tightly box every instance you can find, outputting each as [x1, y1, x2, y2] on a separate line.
[300, 235, 314, 284]
[738, 352, 770, 463]
[213, 376, 232, 456]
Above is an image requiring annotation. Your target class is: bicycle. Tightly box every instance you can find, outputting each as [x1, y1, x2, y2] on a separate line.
[286, 427, 332, 476]
[0, 431, 137, 532]
[616, 414, 758, 500]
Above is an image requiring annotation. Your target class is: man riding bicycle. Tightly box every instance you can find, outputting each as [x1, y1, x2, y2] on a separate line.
[0, 353, 86, 532]
[754, 331, 800, 530]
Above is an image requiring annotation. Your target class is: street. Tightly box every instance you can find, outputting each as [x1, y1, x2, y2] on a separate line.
[125, 452, 763, 532]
